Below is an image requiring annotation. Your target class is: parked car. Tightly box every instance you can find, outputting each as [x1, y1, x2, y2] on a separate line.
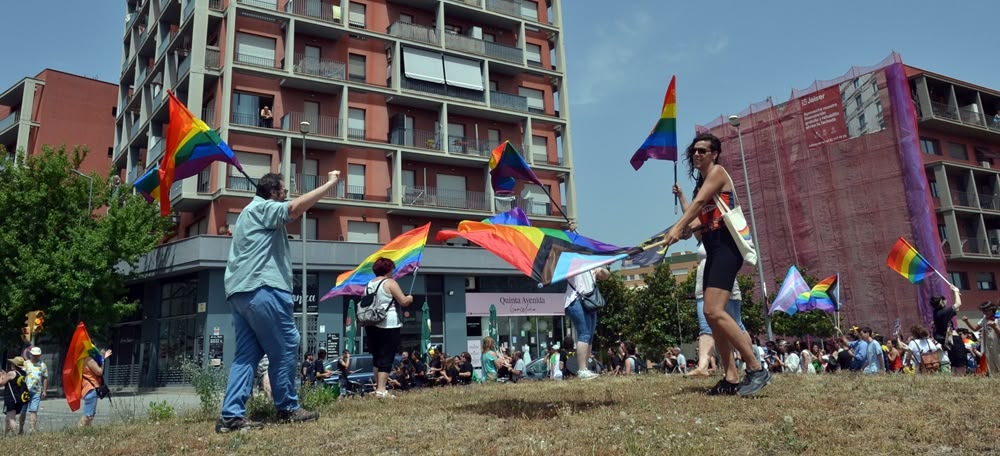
[322, 354, 375, 393]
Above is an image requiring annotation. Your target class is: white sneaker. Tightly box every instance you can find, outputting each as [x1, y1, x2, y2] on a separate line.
[577, 369, 599, 380]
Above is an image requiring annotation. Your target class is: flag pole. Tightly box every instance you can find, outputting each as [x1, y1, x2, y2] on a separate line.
[539, 185, 574, 228]
[898, 237, 955, 288]
[674, 161, 678, 214]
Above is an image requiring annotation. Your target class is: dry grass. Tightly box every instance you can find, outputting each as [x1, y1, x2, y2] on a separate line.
[9, 374, 1000, 455]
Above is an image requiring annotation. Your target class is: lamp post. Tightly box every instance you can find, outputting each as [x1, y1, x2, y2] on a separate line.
[299, 121, 310, 361]
[71, 168, 94, 323]
[728, 115, 774, 341]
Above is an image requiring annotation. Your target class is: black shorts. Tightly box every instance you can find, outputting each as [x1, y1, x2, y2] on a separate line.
[4, 401, 25, 415]
[702, 228, 742, 292]
[367, 326, 401, 372]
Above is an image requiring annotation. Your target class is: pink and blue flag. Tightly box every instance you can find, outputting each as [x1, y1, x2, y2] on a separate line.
[769, 265, 810, 316]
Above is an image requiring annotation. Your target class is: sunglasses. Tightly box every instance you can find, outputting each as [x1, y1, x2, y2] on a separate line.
[692, 147, 712, 155]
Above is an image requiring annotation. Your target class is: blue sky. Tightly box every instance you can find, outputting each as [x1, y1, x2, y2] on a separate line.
[3, 1, 1000, 253]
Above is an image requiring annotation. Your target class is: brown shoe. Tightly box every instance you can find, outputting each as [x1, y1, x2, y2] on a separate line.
[276, 408, 319, 423]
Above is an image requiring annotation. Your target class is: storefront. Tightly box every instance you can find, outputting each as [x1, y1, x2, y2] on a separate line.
[464, 292, 568, 363]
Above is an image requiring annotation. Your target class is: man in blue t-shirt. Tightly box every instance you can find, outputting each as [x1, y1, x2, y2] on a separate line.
[216, 170, 340, 434]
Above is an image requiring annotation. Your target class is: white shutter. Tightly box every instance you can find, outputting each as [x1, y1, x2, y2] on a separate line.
[518, 87, 544, 111]
[532, 135, 547, 162]
[347, 220, 379, 243]
[231, 152, 271, 179]
[348, 163, 366, 199]
[520, 0, 538, 21]
[348, 108, 365, 139]
[442, 55, 484, 91]
[235, 33, 276, 65]
[402, 47, 445, 84]
[526, 43, 542, 64]
[348, 2, 366, 27]
[437, 174, 467, 208]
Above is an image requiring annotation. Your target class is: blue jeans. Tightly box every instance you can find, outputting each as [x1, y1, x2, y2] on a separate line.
[82, 390, 98, 417]
[565, 299, 597, 344]
[221, 287, 301, 419]
[697, 298, 746, 336]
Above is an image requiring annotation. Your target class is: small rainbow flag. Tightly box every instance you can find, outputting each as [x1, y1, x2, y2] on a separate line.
[886, 237, 932, 283]
[62, 322, 103, 412]
[489, 141, 542, 194]
[134, 91, 244, 216]
[795, 274, 839, 314]
[320, 223, 431, 299]
[630, 75, 677, 170]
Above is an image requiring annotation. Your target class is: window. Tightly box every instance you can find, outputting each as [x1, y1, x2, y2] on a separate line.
[532, 135, 547, 162]
[947, 142, 969, 160]
[876, 101, 883, 114]
[348, 2, 366, 28]
[977, 272, 996, 290]
[518, 86, 545, 113]
[348, 108, 365, 140]
[489, 80, 498, 92]
[347, 220, 378, 243]
[483, 32, 496, 42]
[399, 13, 413, 24]
[447, 123, 465, 153]
[442, 55, 484, 91]
[235, 33, 276, 68]
[349, 53, 366, 82]
[871, 80, 878, 94]
[231, 91, 264, 126]
[852, 78, 860, 89]
[520, 0, 538, 20]
[938, 224, 947, 241]
[920, 137, 941, 155]
[526, 43, 542, 66]
[303, 216, 318, 241]
[347, 163, 366, 199]
[948, 271, 968, 290]
[488, 128, 501, 149]
[858, 112, 866, 131]
[929, 180, 939, 198]
[444, 24, 462, 35]
[854, 94, 862, 110]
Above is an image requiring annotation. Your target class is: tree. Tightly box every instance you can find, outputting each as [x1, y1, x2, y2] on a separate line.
[0, 146, 172, 348]
[737, 274, 767, 339]
[594, 272, 636, 354]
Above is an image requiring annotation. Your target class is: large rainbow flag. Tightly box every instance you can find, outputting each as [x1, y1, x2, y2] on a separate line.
[320, 223, 431, 300]
[886, 237, 932, 283]
[436, 221, 632, 285]
[630, 75, 677, 170]
[795, 274, 840, 314]
[489, 141, 542, 194]
[483, 207, 531, 226]
[134, 91, 245, 216]
[62, 322, 104, 412]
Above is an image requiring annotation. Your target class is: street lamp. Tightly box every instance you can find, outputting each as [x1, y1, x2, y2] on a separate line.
[299, 120, 310, 361]
[728, 115, 774, 341]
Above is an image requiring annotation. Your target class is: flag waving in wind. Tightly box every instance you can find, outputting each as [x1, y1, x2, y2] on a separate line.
[630, 75, 677, 170]
[489, 141, 542, 194]
[62, 323, 104, 412]
[795, 274, 840, 314]
[133, 91, 245, 216]
[321, 223, 431, 300]
[886, 237, 932, 283]
[769, 266, 810, 315]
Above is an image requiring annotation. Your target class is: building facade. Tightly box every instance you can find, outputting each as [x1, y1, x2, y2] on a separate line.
[0, 69, 118, 171]
[620, 251, 697, 289]
[112, 0, 578, 387]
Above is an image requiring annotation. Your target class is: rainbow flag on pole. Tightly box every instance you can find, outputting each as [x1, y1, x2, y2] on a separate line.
[489, 140, 542, 194]
[795, 274, 840, 314]
[886, 237, 932, 283]
[134, 91, 244, 216]
[320, 223, 431, 299]
[630, 75, 677, 170]
[62, 322, 103, 412]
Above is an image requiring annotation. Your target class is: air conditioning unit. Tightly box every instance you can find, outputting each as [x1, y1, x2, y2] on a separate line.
[331, 5, 342, 23]
[981, 161, 992, 168]
[469, 26, 483, 40]
[464, 276, 476, 290]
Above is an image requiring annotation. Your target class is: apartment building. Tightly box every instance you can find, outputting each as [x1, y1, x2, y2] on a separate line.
[0, 69, 117, 172]
[620, 251, 698, 289]
[110, 0, 579, 387]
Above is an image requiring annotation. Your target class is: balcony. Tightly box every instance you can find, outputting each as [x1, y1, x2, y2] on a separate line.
[958, 106, 987, 128]
[389, 21, 438, 45]
[929, 101, 959, 122]
[485, 0, 522, 18]
[202, 106, 217, 126]
[177, 54, 192, 79]
[952, 190, 976, 208]
[389, 127, 441, 151]
[156, 31, 174, 57]
[452, 0, 483, 6]
[170, 180, 183, 199]
[485, 41, 523, 64]
[490, 90, 528, 112]
[443, 33, 524, 64]
[961, 237, 992, 256]
[148, 138, 166, 163]
[231, 111, 281, 129]
[292, 54, 346, 80]
[447, 136, 492, 158]
[237, 0, 279, 9]
[227, 175, 259, 193]
[127, 122, 143, 142]
[182, 0, 194, 21]
[209, 0, 224, 11]
[285, 0, 341, 23]
[281, 112, 341, 138]
[400, 78, 485, 103]
[346, 126, 387, 143]
[234, 52, 280, 69]
[0, 111, 18, 133]
[980, 193, 1000, 211]
[400, 185, 489, 211]
[205, 48, 221, 70]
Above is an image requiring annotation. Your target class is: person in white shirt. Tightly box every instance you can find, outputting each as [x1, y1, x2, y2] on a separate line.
[563, 222, 611, 381]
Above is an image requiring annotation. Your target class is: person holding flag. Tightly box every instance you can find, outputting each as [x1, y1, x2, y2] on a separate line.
[662, 133, 771, 396]
[216, 170, 340, 433]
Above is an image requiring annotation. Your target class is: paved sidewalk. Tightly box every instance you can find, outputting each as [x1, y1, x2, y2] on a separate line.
[11, 389, 203, 434]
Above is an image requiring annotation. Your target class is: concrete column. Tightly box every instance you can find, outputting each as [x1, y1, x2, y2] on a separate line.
[914, 77, 933, 120]
[219, 3, 237, 138]
[285, 18, 295, 74]
[392, 41, 401, 90]
[486, 166, 495, 213]
[523, 117, 534, 164]
[281, 135, 293, 192]
[483, 62, 492, 106]
[551, 0, 575, 220]
[339, 86, 349, 139]
[14, 80, 40, 162]
[440, 103, 449, 154]
[437, 3, 446, 47]
[392, 150, 402, 205]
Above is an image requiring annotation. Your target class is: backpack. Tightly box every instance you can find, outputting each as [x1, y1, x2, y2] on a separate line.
[6, 369, 28, 406]
[356, 279, 392, 326]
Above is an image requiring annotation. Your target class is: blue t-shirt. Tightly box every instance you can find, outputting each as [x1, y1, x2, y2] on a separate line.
[224, 196, 293, 297]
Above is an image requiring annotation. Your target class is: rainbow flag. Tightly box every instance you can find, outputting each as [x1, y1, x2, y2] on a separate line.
[62, 322, 103, 412]
[489, 141, 542, 194]
[134, 91, 244, 216]
[320, 223, 431, 299]
[886, 237, 932, 283]
[630, 75, 677, 170]
[436, 222, 632, 285]
[769, 265, 810, 315]
[483, 207, 531, 226]
[795, 274, 840, 314]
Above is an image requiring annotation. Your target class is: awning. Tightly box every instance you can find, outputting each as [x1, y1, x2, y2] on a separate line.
[402, 47, 445, 85]
[443, 55, 484, 91]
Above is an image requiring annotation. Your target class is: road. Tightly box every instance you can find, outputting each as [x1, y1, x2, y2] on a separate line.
[13, 388, 203, 433]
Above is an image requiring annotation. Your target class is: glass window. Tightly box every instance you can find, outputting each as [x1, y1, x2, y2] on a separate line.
[349, 53, 366, 82]
[977, 272, 996, 290]
[947, 142, 969, 160]
[948, 271, 968, 290]
[399, 13, 413, 24]
[920, 138, 941, 155]
[348, 2, 366, 28]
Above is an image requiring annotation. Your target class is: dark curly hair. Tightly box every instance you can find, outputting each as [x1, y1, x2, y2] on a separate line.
[255, 173, 283, 199]
[373, 257, 396, 277]
[686, 133, 723, 195]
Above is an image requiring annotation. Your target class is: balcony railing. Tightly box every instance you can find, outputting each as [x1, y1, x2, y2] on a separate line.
[952, 190, 975, 207]
[389, 127, 441, 151]
[0, 111, 18, 132]
[182, 0, 194, 21]
[400, 185, 488, 211]
[447, 136, 492, 158]
[148, 138, 166, 163]
[293, 54, 346, 80]
[197, 168, 211, 193]
[205, 48, 221, 70]
[202, 106, 216, 126]
[177, 54, 191, 79]
[232, 111, 280, 129]
[227, 175, 259, 192]
[452, 0, 483, 6]
[485, 0, 520, 17]
[490, 90, 528, 112]
[235, 52, 279, 69]
[170, 180, 183, 199]
[157, 34, 172, 57]
[485, 41, 524, 64]
[958, 106, 987, 127]
[348, 127, 385, 143]
[127, 166, 140, 185]
[281, 112, 341, 138]
[980, 193, 1000, 211]
[989, 115, 1000, 132]
[400, 77, 485, 103]
[388, 21, 437, 45]
[209, 0, 224, 11]
[236, 0, 278, 10]
[930, 101, 959, 122]
[127, 122, 143, 141]
[444, 32, 486, 57]
[292, 173, 320, 194]
[961, 237, 991, 255]
[285, 0, 341, 23]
